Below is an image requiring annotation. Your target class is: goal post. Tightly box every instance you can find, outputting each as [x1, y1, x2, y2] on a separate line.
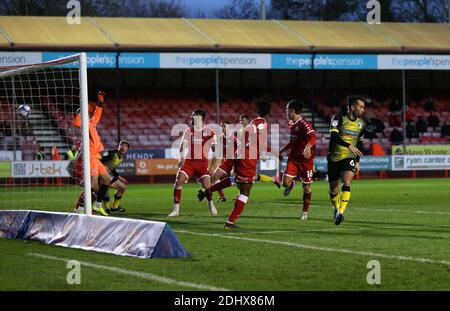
[0, 53, 91, 215]
[79, 53, 91, 215]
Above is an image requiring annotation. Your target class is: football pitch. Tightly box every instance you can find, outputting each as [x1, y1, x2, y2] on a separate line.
[0, 178, 449, 291]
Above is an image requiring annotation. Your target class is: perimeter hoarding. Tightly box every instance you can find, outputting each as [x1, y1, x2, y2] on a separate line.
[314, 156, 391, 172]
[392, 145, 450, 155]
[3, 52, 450, 70]
[392, 155, 450, 170]
[11, 161, 70, 178]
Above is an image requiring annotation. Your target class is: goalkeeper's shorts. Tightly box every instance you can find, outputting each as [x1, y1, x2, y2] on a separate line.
[90, 158, 108, 177]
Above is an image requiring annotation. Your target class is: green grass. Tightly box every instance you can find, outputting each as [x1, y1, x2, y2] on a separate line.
[1, 178, 450, 290]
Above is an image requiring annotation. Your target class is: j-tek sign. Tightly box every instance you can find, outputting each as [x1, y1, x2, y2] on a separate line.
[12, 161, 71, 178]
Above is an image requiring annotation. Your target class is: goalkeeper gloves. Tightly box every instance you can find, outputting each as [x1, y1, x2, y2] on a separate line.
[97, 91, 106, 107]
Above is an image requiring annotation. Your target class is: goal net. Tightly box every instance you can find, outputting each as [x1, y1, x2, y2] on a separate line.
[0, 53, 92, 214]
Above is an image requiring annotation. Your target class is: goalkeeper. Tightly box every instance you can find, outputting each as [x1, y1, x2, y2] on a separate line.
[73, 90, 111, 216]
[100, 140, 130, 213]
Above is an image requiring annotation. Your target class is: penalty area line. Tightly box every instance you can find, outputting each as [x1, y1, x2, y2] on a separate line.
[174, 230, 450, 267]
[27, 252, 230, 291]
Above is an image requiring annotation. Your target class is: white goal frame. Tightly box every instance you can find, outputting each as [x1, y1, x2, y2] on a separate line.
[0, 52, 92, 215]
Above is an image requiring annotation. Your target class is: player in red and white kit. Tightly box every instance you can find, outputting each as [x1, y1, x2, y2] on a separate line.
[210, 120, 238, 202]
[198, 100, 272, 229]
[279, 99, 317, 221]
[169, 109, 218, 217]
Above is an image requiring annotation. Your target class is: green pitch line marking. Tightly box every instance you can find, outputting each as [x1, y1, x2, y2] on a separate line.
[28, 252, 231, 291]
[175, 230, 450, 267]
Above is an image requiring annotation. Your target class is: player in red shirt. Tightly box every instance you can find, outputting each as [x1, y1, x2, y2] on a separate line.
[210, 120, 239, 202]
[198, 100, 272, 229]
[169, 109, 218, 217]
[210, 115, 248, 182]
[279, 99, 317, 221]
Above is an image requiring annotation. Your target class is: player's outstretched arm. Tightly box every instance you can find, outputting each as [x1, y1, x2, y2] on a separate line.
[92, 91, 105, 125]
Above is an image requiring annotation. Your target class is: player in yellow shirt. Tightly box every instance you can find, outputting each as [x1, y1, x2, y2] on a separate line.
[100, 140, 130, 213]
[327, 95, 366, 225]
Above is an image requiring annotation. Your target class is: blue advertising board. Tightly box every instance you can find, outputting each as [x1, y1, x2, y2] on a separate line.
[42, 52, 159, 69]
[313, 54, 378, 70]
[42, 51, 117, 68]
[119, 52, 159, 68]
[314, 156, 391, 172]
[17, 52, 450, 70]
[124, 149, 165, 160]
[271, 54, 312, 69]
[5, 51, 450, 70]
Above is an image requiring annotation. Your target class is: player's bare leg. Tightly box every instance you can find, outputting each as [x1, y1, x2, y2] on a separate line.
[272, 175, 281, 188]
[301, 183, 312, 220]
[273, 157, 282, 188]
[225, 182, 252, 229]
[199, 175, 217, 215]
[170, 171, 188, 217]
[282, 174, 296, 196]
[81, 176, 101, 215]
[91, 175, 100, 193]
[74, 191, 85, 213]
[217, 190, 226, 201]
[74, 176, 99, 214]
[198, 167, 234, 201]
[213, 167, 227, 202]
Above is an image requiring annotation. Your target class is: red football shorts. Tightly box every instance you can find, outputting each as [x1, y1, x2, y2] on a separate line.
[178, 159, 210, 182]
[216, 159, 234, 175]
[284, 157, 314, 184]
[217, 159, 257, 183]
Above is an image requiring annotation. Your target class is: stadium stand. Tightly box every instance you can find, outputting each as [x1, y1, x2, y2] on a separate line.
[95, 92, 302, 149]
[1, 17, 450, 53]
[316, 92, 450, 154]
[4, 90, 448, 159]
[78, 91, 450, 156]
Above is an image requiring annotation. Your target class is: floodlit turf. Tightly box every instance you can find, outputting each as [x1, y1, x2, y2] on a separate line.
[1, 178, 449, 290]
